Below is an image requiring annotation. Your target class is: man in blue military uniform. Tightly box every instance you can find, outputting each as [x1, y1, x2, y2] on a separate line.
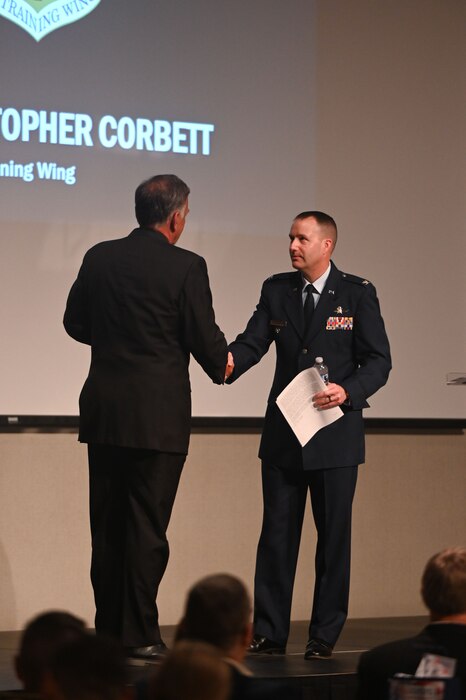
[227, 211, 391, 659]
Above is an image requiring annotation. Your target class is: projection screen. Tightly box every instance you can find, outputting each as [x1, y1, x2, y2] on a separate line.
[0, 0, 464, 421]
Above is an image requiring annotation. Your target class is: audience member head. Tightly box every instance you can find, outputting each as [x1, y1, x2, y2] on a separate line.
[15, 611, 87, 693]
[421, 546, 466, 621]
[150, 641, 230, 700]
[135, 174, 190, 228]
[43, 633, 130, 700]
[176, 573, 252, 661]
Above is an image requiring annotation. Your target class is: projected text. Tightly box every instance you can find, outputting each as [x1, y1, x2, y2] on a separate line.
[0, 107, 215, 155]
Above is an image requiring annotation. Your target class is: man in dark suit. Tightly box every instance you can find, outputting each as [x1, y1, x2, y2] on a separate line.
[64, 174, 230, 660]
[357, 547, 466, 699]
[227, 211, 391, 659]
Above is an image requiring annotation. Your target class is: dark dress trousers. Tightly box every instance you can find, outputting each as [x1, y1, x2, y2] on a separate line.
[228, 262, 391, 647]
[357, 623, 466, 700]
[64, 227, 227, 646]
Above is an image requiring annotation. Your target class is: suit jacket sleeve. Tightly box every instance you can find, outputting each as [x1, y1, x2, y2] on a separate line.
[180, 256, 228, 384]
[226, 281, 274, 383]
[63, 256, 91, 345]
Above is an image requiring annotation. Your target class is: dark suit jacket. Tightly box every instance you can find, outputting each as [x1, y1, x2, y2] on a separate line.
[228, 664, 301, 700]
[64, 227, 227, 453]
[357, 623, 466, 700]
[228, 262, 391, 470]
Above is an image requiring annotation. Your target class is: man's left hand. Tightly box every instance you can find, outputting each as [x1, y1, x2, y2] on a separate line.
[312, 382, 348, 410]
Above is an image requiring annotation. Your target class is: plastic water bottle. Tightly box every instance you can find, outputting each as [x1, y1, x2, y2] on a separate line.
[314, 357, 329, 385]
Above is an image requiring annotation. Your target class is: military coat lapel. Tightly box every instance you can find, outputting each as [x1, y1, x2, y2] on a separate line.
[283, 272, 304, 338]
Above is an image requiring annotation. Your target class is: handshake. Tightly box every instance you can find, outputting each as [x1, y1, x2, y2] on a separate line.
[224, 351, 234, 381]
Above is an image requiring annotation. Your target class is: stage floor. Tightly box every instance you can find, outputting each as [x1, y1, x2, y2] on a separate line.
[0, 616, 429, 697]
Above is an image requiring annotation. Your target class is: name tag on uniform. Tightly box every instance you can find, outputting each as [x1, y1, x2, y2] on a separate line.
[326, 316, 353, 330]
[270, 320, 287, 335]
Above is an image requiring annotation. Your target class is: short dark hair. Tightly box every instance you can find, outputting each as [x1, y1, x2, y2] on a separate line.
[15, 611, 86, 692]
[177, 574, 251, 652]
[294, 210, 337, 248]
[151, 641, 231, 700]
[421, 547, 466, 618]
[135, 174, 190, 227]
[48, 634, 128, 700]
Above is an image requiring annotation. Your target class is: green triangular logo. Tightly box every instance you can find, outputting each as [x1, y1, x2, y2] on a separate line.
[0, 0, 102, 41]
[24, 0, 58, 11]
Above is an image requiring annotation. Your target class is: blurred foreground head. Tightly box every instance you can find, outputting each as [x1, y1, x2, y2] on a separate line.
[150, 640, 230, 700]
[15, 611, 86, 693]
[43, 633, 130, 700]
[421, 546, 466, 620]
[176, 573, 252, 660]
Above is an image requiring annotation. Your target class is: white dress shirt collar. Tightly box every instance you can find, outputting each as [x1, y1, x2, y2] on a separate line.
[302, 264, 331, 305]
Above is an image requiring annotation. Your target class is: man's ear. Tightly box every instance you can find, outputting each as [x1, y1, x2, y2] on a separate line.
[169, 212, 177, 233]
[41, 670, 62, 700]
[322, 237, 333, 254]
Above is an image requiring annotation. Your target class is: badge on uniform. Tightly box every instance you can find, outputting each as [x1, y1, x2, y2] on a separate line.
[326, 316, 353, 330]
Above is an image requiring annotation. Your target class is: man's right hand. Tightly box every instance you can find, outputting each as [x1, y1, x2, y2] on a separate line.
[224, 352, 234, 380]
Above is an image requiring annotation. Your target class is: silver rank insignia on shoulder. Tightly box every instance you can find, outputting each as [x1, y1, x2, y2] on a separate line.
[362, 279, 369, 285]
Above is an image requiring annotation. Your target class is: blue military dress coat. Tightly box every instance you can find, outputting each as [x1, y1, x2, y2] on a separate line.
[228, 261, 391, 470]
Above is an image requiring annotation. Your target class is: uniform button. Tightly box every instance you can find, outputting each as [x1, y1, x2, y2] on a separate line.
[302, 348, 308, 354]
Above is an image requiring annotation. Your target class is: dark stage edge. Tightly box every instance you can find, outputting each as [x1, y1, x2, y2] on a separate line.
[0, 616, 429, 698]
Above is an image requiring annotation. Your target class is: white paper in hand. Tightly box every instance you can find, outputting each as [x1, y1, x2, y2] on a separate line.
[276, 367, 343, 447]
